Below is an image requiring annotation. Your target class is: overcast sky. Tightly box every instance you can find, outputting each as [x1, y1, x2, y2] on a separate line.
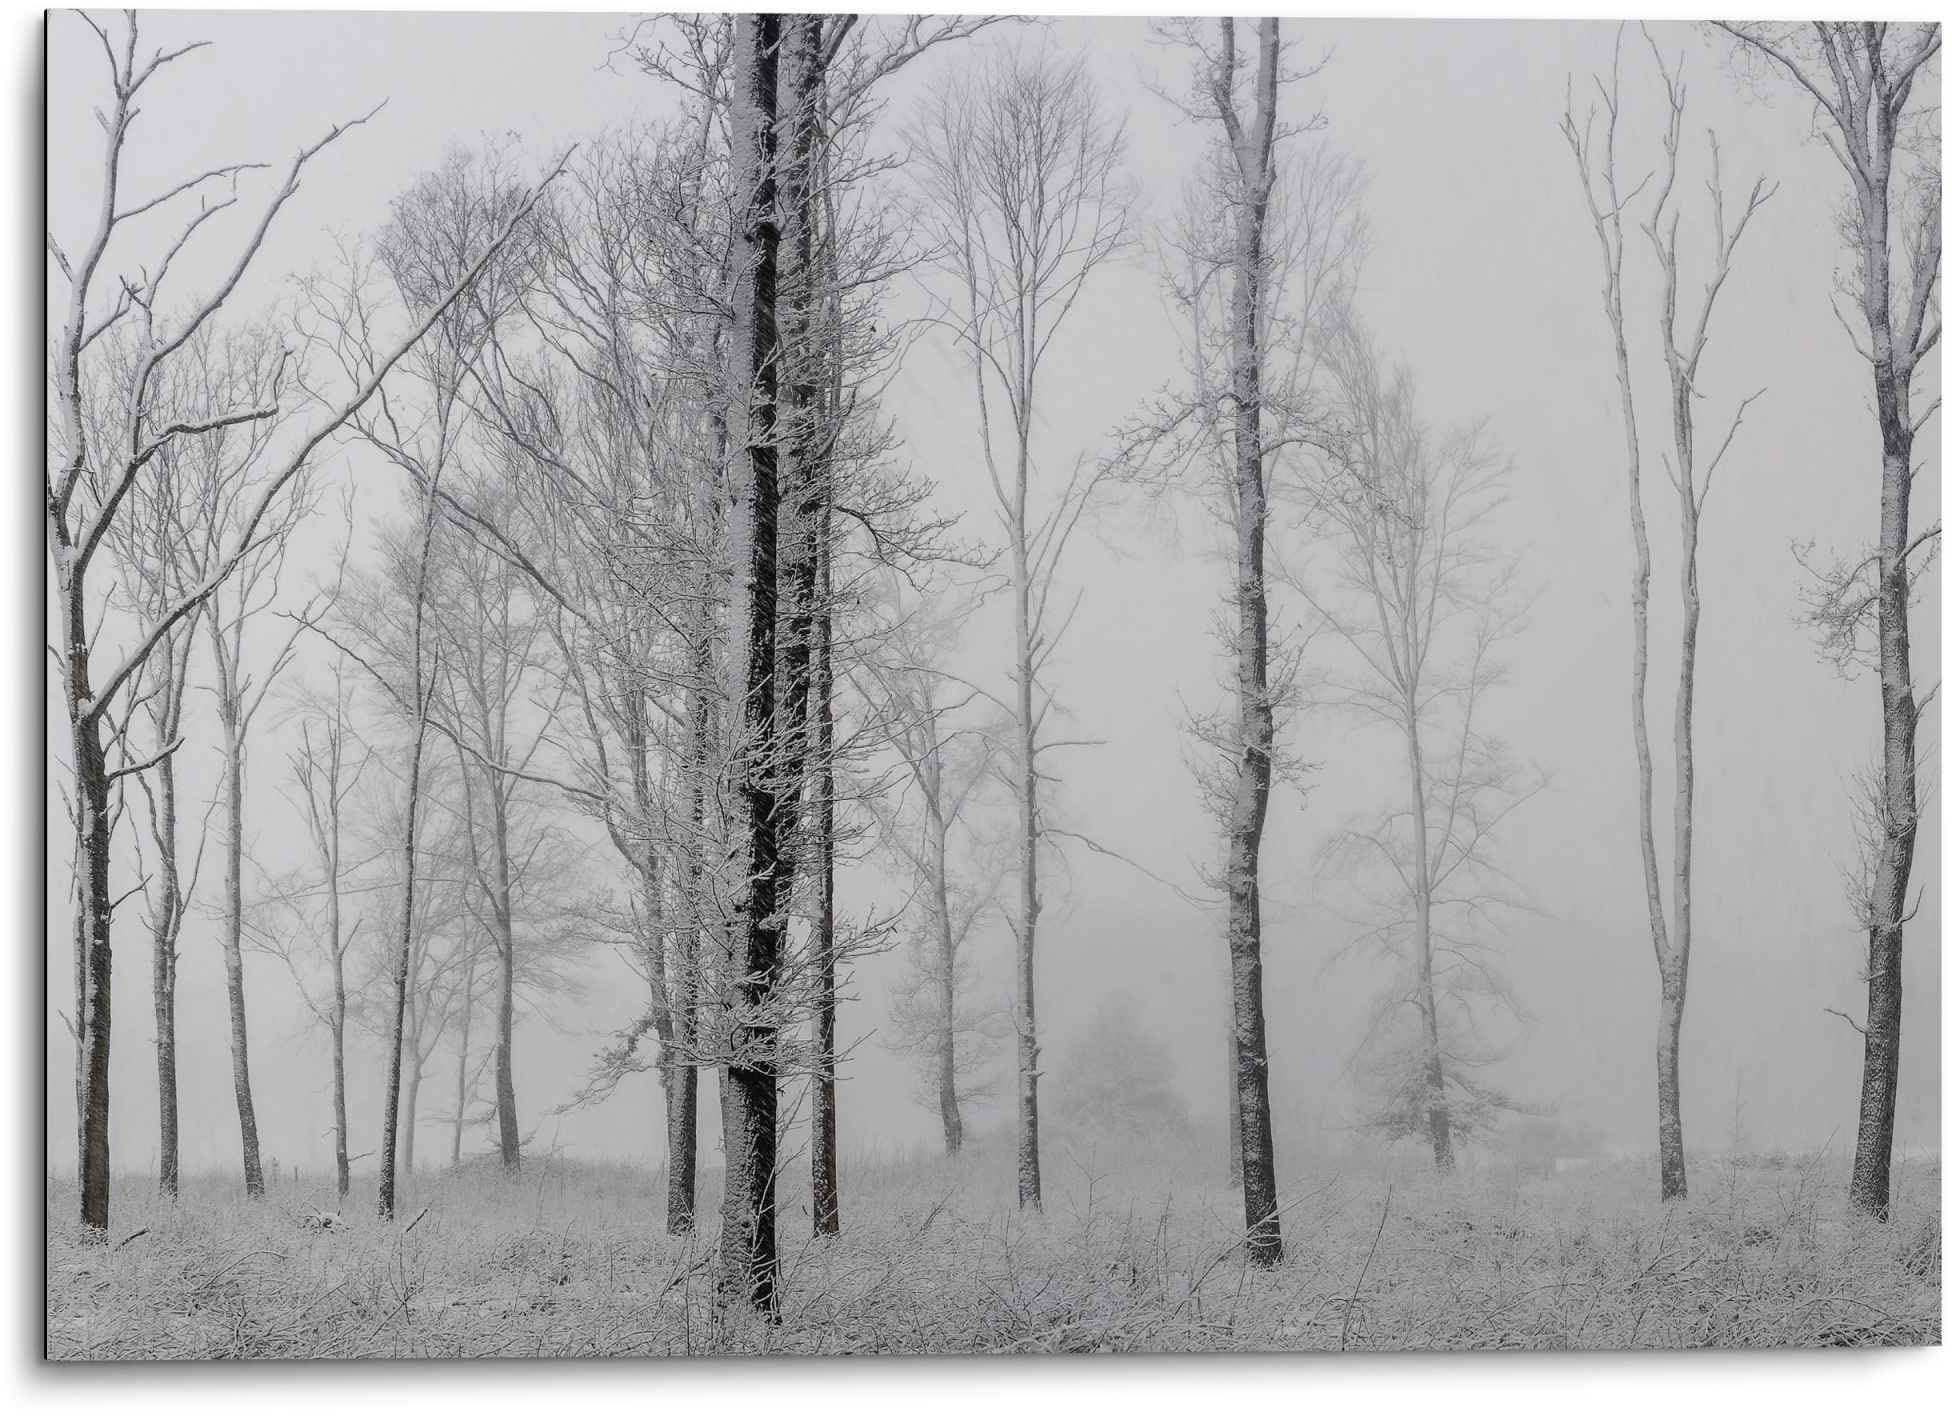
[46, 9, 1940, 1181]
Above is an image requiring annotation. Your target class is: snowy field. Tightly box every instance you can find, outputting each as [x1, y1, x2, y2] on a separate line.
[46, 1136, 1940, 1358]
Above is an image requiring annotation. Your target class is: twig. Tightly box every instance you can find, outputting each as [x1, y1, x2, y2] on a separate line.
[1340, 1183, 1392, 1351]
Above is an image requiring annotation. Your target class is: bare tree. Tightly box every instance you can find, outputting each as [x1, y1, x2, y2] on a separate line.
[1561, 26, 1773, 1201]
[1296, 314, 1540, 1171]
[908, 38, 1133, 1212]
[284, 659, 367, 1200]
[47, 12, 552, 1230]
[194, 366, 319, 1201]
[1112, 16, 1364, 1261]
[1713, 19, 1940, 1222]
[98, 331, 253, 1200]
[854, 585, 1004, 1155]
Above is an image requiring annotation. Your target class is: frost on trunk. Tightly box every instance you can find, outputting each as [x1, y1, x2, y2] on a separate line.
[1215, 16, 1285, 1267]
[811, 516, 841, 1231]
[1713, 21, 1939, 1222]
[1562, 27, 1771, 1202]
[716, 9, 786, 1318]
[46, 12, 561, 1232]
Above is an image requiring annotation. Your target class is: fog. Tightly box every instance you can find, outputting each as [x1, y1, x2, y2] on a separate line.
[47, 8, 1940, 1191]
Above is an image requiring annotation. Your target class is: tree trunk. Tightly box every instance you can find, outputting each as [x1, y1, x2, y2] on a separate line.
[716, 9, 785, 1317]
[1404, 719, 1453, 1172]
[811, 506, 840, 1232]
[218, 711, 266, 1199]
[70, 683, 114, 1233]
[1850, 175, 1918, 1221]
[452, 940, 476, 1169]
[1008, 377, 1044, 1211]
[1226, 1029, 1243, 1188]
[379, 658, 433, 1220]
[932, 815, 964, 1155]
[402, 1043, 422, 1178]
[1220, 16, 1284, 1267]
[152, 756, 181, 1200]
[494, 929, 520, 1172]
[486, 788, 521, 1172]
[666, 641, 712, 1238]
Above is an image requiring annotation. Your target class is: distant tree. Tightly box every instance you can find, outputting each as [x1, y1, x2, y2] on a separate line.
[1561, 26, 1773, 1202]
[261, 649, 369, 1200]
[1053, 990, 1189, 1138]
[1714, 19, 1941, 1223]
[47, 11, 544, 1230]
[855, 585, 1006, 1155]
[188, 331, 319, 1202]
[1296, 313, 1541, 1172]
[908, 38, 1134, 1213]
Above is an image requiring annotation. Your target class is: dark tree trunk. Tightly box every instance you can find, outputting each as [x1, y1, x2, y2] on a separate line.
[1851, 176, 1919, 1221]
[71, 686, 114, 1233]
[1226, 1029, 1242, 1188]
[811, 511, 840, 1232]
[716, 9, 786, 1318]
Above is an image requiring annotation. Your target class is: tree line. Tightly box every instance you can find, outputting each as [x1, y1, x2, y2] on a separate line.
[48, 13, 1937, 1323]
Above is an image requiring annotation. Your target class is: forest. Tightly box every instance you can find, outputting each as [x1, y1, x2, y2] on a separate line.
[45, 11, 1941, 1356]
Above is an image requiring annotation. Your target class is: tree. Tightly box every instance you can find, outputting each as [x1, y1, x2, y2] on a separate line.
[1561, 26, 1773, 1201]
[908, 38, 1133, 1212]
[855, 585, 1004, 1155]
[1713, 19, 1941, 1222]
[193, 353, 318, 1201]
[1053, 990, 1189, 1139]
[1113, 16, 1364, 1261]
[98, 330, 253, 1201]
[271, 652, 368, 1200]
[47, 11, 550, 1231]
[1299, 314, 1539, 1171]
[716, 8, 788, 1316]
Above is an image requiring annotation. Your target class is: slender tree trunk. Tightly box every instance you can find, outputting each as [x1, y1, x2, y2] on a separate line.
[453, 941, 476, 1168]
[1011, 463, 1043, 1212]
[1657, 500, 1701, 1203]
[932, 814, 964, 1155]
[402, 1044, 422, 1178]
[379, 508, 438, 1222]
[1219, 16, 1283, 1267]
[1851, 176, 1918, 1221]
[717, 9, 785, 1316]
[217, 709, 266, 1199]
[486, 790, 521, 1172]
[665, 644, 711, 1237]
[811, 508, 840, 1232]
[152, 758, 181, 1200]
[1404, 718, 1454, 1172]
[1578, 98, 1684, 1200]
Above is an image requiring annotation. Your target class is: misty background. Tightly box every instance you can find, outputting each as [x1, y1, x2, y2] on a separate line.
[44, 10, 1941, 1181]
